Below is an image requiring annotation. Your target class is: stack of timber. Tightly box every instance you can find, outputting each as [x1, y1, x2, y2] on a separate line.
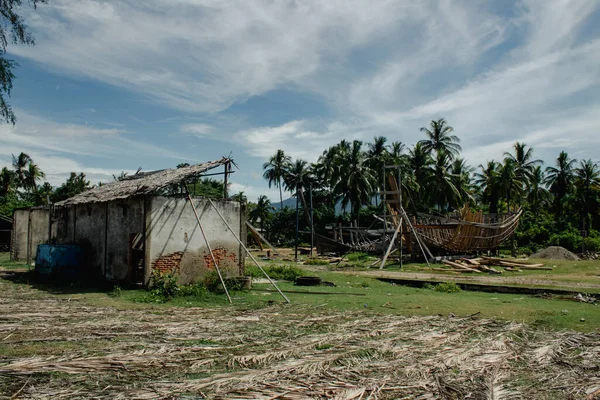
[439, 257, 552, 274]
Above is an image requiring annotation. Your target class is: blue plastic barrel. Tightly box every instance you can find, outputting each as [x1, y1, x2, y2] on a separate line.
[35, 244, 83, 278]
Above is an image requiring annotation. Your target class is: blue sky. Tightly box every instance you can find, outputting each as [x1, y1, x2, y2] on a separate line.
[1, 0, 599, 202]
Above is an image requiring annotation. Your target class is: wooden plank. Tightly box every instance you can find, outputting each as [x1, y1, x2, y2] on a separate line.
[498, 261, 547, 269]
[442, 259, 481, 273]
[246, 221, 277, 254]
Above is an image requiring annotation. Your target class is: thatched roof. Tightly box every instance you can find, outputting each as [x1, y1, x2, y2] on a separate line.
[56, 158, 230, 206]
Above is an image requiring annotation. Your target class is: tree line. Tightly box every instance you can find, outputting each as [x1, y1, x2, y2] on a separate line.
[255, 118, 600, 253]
[0, 153, 92, 216]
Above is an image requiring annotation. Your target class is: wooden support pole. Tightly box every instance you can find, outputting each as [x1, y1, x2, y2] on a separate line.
[400, 205, 433, 268]
[223, 162, 229, 199]
[380, 218, 402, 269]
[246, 220, 277, 254]
[186, 194, 232, 304]
[207, 199, 290, 303]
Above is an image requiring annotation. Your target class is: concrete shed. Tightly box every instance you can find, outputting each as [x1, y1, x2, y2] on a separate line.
[11, 158, 246, 285]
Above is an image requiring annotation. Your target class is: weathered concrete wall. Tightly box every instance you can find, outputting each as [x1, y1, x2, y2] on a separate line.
[51, 206, 75, 244]
[105, 198, 144, 281]
[28, 209, 49, 264]
[11, 209, 30, 261]
[50, 199, 144, 281]
[72, 203, 106, 276]
[10, 208, 49, 263]
[145, 197, 244, 285]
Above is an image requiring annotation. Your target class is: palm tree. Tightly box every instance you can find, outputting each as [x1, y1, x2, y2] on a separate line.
[527, 166, 550, 211]
[38, 182, 54, 204]
[389, 141, 405, 160]
[573, 160, 600, 231]
[248, 195, 273, 230]
[429, 151, 461, 212]
[475, 161, 500, 213]
[0, 167, 16, 197]
[545, 151, 577, 218]
[333, 140, 375, 220]
[450, 158, 474, 207]
[24, 162, 45, 195]
[283, 159, 311, 194]
[408, 142, 433, 209]
[12, 152, 31, 189]
[497, 159, 524, 212]
[263, 149, 291, 210]
[418, 118, 462, 159]
[504, 142, 542, 205]
[367, 136, 389, 205]
[230, 191, 247, 205]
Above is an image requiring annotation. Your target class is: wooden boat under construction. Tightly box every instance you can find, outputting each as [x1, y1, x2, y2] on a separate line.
[411, 206, 522, 253]
[315, 172, 522, 255]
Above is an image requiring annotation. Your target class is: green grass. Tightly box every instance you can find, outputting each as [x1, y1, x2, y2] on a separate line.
[246, 271, 599, 332]
[78, 269, 598, 332]
[0, 252, 28, 269]
[2, 252, 598, 332]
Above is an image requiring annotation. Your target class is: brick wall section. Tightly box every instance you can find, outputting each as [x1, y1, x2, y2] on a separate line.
[203, 247, 237, 269]
[152, 251, 184, 274]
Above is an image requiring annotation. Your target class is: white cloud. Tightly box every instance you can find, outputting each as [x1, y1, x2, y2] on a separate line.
[12, 0, 419, 113]
[181, 123, 214, 138]
[0, 111, 190, 185]
[6, 0, 600, 189]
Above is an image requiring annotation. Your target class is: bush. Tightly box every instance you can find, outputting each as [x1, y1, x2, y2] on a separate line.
[548, 229, 584, 252]
[245, 264, 303, 282]
[149, 270, 180, 300]
[583, 237, 600, 252]
[203, 271, 223, 293]
[304, 259, 329, 266]
[424, 282, 462, 293]
[346, 252, 370, 262]
[178, 284, 209, 297]
[264, 265, 304, 281]
[109, 285, 122, 297]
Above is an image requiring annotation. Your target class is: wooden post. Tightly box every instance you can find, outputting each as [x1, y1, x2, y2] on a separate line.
[186, 193, 232, 304]
[309, 184, 314, 257]
[294, 190, 299, 261]
[223, 162, 229, 199]
[380, 219, 402, 269]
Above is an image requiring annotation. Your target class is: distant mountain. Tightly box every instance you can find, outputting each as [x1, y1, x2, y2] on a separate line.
[271, 197, 296, 210]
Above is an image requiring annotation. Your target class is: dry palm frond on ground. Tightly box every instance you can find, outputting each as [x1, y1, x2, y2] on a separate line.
[0, 279, 599, 399]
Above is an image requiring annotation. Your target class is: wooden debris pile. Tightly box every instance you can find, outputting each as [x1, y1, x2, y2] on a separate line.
[440, 257, 552, 274]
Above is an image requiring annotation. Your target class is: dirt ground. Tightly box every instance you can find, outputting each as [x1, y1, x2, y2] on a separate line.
[1, 277, 600, 399]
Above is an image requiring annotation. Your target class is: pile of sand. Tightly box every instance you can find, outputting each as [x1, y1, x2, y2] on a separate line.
[531, 246, 579, 260]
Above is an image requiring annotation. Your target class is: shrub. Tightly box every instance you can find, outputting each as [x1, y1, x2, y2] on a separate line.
[149, 270, 180, 300]
[245, 264, 303, 282]
[547, 229, 582, 252]
[264, 265, 304, 281]
[244, 264, 263, 278]
[203, 271, 223, 293]
[304, 259, 329, 266]
[583, 237, 600, 252]
[179, 284, 209, 297]
[424, 282, 462, 293]
[433, 282, 462, 293]
[346, 252, 370, 262]
[109, 285, 122, 297]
